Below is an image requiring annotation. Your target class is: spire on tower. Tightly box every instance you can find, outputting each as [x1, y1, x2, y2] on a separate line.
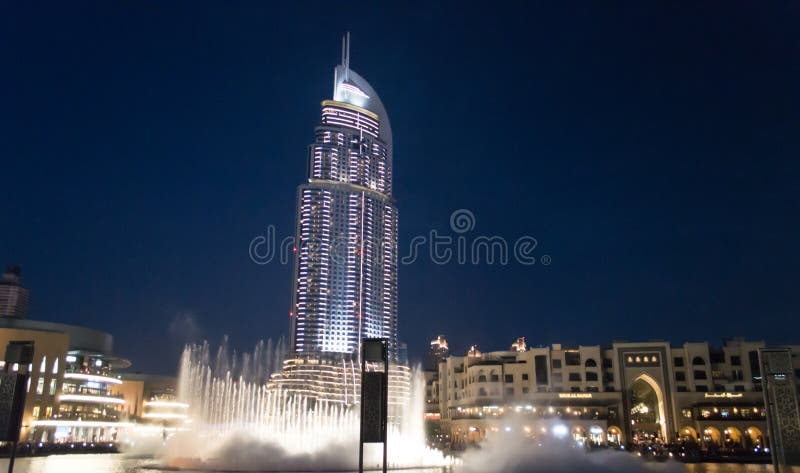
[341, 32, 351, 80]
[341, 34, 346, 66]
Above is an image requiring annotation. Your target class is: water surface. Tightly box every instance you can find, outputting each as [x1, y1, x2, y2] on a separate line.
[0, 454, 787, 473]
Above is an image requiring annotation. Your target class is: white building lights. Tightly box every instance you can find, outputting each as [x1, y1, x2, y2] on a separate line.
[143, 400, 189, 408]
[32, 420, 134, 428]
[552, 424, 569, 438]
[63, 372, 123, 385]
[338, 82, 370, 99]
[59, 394, 126, 405]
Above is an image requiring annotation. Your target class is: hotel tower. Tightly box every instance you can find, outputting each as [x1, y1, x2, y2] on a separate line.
[272, 35, 406, 404]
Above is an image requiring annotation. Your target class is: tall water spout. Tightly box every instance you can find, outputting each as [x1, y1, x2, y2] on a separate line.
[167, 339, 448, 471]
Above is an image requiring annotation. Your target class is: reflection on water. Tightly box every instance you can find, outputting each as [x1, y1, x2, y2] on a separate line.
[0, 454, 788, 473]
[0, 454, 147, 473]
[684, 465, 774, 473]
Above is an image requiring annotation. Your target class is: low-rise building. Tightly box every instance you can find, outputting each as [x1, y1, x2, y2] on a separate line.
[111, 374, 188, 432]
[0, 318, 131, 443]
[0, 265, 132, 443]
[432, 336, 799, 453]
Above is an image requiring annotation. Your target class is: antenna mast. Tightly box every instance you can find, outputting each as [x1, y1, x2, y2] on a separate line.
[343, 32, 350, 80]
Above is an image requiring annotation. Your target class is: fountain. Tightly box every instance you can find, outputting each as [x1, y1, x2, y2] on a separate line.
[164, 338, 449, 471]
[143, 337, 685, 473]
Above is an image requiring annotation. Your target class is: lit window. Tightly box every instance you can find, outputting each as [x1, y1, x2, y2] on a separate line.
[36, 378, 44, 395]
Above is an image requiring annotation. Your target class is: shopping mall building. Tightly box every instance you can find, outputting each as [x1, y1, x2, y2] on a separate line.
[426, 336, 800, 451]
[0, 266, 131, 443]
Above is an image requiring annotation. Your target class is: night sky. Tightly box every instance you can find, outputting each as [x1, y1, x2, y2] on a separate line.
[3, 2, 799, 375]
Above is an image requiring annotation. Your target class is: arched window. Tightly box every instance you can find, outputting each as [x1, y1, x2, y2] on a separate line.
[52, 357, 59, 375]
[39, 355, 46, 373]
[584, 358, 597, 368]
[692, 357, 706, 366]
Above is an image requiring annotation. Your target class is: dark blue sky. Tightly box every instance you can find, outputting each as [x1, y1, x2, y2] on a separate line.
[3, 2, 799, 375]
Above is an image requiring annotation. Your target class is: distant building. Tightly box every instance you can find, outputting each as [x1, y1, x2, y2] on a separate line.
[430, 336, 800, 453]
[428, 335, 449, 371]
[424, 336, 450, 444]
[111, 374, 187, 431]
[55, 348, 130, 443]
[0, 266, 29, 319]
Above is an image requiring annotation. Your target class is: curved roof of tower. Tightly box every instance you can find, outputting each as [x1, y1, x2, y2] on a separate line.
[331, 43, 393, 171]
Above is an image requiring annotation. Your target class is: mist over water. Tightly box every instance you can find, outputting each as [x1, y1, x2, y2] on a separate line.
[155, 339, 700, 473]
[458, 433, 684, 473]
[0, 454, 779, 473]
[167, 338, 447, 471]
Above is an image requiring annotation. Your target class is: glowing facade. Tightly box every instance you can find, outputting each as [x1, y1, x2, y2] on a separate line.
[290, 37, 398, 362]
[430, 337, 800, 453]
[0, 317, 131, 443]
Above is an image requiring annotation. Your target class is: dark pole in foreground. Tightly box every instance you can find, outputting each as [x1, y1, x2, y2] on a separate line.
[359, 338, 389, 473]
[0, 341, 34, 473]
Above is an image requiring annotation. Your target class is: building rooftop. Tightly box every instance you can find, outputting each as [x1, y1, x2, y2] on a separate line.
[0, 317, 113, 355]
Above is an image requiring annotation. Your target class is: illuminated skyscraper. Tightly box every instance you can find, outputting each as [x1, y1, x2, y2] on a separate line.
[289, 34, 398, 363]
[0, 265, 29, 319]
[428, 336, 449, 370]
